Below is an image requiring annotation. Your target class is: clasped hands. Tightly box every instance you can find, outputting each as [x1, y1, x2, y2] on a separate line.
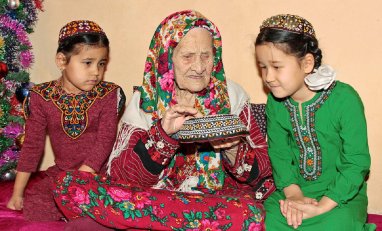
[279, 197, 326, 229]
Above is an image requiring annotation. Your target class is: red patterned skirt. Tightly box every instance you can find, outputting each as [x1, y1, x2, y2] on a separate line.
[53, 171, 266, 230]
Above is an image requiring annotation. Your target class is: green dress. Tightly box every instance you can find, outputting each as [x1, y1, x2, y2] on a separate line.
[264, 81, 376, 230]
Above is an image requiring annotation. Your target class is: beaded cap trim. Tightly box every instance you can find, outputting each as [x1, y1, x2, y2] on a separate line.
[177, 114, 249, 143]
[58, 20, 106, 44]
[260, 14, 316, 39]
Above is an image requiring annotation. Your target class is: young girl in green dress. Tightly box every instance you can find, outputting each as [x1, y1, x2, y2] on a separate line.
[254, 14, 376, 230]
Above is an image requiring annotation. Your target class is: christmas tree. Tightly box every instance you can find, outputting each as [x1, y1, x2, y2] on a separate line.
[0, 0, 43, 181]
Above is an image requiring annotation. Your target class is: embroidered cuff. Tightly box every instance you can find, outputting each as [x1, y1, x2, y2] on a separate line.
[134, 139, 165, 175]
[232, 143, 251, 177]
[254, 178, 275, 201]
[145, 120, 179, 165]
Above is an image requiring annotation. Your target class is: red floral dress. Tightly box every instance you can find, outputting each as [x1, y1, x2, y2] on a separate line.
[17, 80, 124, 221]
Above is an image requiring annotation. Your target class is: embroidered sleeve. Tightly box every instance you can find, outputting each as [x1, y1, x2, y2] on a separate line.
[145, 120, 180, 164]
[222, 104, 275, 200]
[108, 121, 179, 187]
[16, 92, 48, 172]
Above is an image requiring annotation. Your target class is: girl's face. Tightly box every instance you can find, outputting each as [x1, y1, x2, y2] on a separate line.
[172, 28, 213, 93]
[56, 44, 108, 94]
[255, 42, 314, 102]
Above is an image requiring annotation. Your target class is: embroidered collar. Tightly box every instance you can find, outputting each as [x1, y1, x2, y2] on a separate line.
[32, 80, 118, 139]
[283, 81, 336, 181]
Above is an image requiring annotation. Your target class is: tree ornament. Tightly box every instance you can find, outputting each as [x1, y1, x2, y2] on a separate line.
[0, 169, 16, 181]
[0, 61, 8, 79]
[15, 133, 25, 148]
[10, 95, 23, 116]
[15, 82, 31, 103]
[7, 0, 20, 10]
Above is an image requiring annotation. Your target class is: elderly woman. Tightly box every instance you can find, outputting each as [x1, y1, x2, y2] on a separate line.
[54, 10, 275, 230]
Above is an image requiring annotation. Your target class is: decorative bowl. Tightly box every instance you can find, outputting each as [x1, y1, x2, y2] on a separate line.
[177, 114, 249, 143]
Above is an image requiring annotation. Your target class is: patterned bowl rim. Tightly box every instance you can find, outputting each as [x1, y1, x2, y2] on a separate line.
[177, 114, 249, 143]
[182, 113, 239, 124]
[178, 130, 249, 143]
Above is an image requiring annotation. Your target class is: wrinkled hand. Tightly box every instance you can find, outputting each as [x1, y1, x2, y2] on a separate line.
[161, 104, 202, 135]
[210, 137, 241, 150]
[280, 197, 318, 229]
[7, 195, 24, 210]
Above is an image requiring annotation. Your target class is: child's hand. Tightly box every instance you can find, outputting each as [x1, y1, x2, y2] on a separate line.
[280, 197, 318, 229]
[78, 164, 95, 173]
[7, 195, 24, 210]
[289, 196, 337, 220]
[8, 171, 30, 211]
[288, 201, 323, 219]
[280, 198, 303, 229]
[280, 197, 318, 217]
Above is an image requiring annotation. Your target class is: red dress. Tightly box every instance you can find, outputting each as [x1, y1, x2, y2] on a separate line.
[53, 104, 276, 230]
[16, 80, 124, 221]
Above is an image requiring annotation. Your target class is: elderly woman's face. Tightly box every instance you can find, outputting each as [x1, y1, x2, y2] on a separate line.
[172, 28, 213, 93]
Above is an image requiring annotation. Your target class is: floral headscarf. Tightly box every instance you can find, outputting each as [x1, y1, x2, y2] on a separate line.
[139, 10, 231, 121]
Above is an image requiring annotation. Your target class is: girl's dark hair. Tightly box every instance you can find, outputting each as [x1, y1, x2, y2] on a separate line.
[255, 28, 322, 69]
[57, 33, 109, 62]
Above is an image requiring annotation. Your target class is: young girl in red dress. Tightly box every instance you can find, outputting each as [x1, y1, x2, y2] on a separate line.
[6, 20, 125, 221]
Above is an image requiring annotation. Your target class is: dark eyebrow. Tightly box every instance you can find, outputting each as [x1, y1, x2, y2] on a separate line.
[82, 57, 108, 62]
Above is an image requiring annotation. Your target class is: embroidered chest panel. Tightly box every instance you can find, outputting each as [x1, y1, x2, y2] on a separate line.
[32, 81, 118, 139]
[283, 83, 335, 181]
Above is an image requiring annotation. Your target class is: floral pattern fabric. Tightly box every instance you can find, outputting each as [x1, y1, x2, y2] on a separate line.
[139, 10, 230, 121]
[54, 171, 265, 231]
